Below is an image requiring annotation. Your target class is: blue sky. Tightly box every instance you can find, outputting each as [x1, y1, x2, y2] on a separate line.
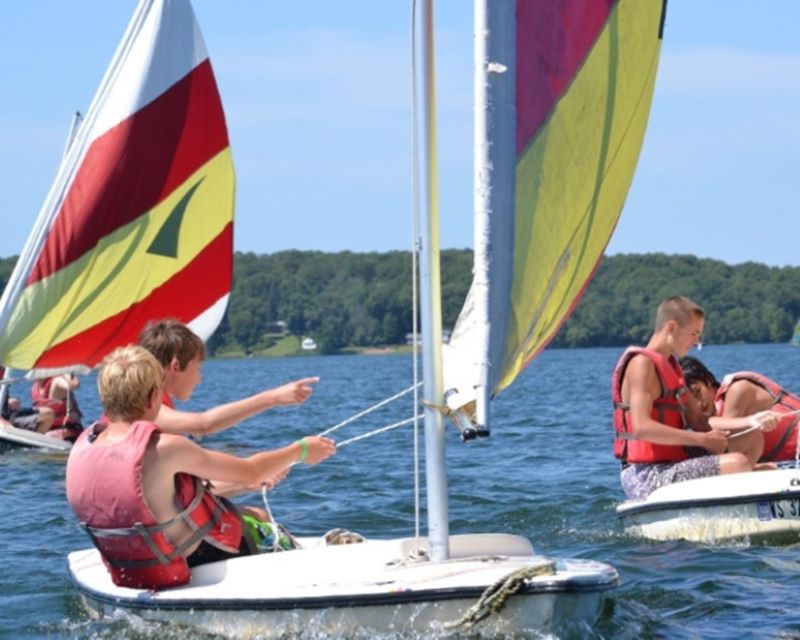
[0, 1, 798, 267]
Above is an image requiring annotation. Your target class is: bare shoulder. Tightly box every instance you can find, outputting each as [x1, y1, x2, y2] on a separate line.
[725, 378, 766, 413]
[621, 353, 660, 399]
[151, 430, 194, 457]
[626, 353, 658, 381]
[727, 378, 755, 394]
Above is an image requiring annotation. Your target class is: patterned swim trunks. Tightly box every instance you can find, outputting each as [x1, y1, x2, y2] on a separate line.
[620, 456, 721, 501]
[6, 408, 40, 432]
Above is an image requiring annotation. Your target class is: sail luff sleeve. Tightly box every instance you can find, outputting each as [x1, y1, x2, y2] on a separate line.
[443, 0, 665, 415]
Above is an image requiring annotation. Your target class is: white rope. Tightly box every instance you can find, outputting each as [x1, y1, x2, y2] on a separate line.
[729, 409, 800, 439]
[261, 484, 274, 522]
[336, 415, 422, 448]
[318, 383, 421, 437]
[795, 411, 800, 467]
[728, 424, 763, 439]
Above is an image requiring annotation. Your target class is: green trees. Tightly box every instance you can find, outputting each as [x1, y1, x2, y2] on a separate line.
[1, 251, 798, 354]
[553, 253, 800, 348]
[221, 250, 799, 353]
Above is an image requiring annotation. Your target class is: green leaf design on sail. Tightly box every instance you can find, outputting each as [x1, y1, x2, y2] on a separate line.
[147, 178, 205, 258]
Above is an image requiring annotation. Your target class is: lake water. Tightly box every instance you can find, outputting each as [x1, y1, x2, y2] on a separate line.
[2, 343, 800, 639]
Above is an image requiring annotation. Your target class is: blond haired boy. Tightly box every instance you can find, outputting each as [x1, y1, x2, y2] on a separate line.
[66, 345, 335, 590]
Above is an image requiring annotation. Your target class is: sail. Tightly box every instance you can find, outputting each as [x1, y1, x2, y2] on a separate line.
[443, 0, 666, 425]
[0, 0, 234, 373]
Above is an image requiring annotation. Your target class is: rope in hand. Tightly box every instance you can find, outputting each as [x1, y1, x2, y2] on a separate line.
[443, 562, 556, 630]
[728, 409, 800, 439]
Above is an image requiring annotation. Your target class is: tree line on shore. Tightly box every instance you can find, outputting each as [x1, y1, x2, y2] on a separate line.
[1, 251, 798, 355]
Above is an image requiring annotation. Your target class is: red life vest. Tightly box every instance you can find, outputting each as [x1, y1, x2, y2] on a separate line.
[162, 391, 175, 409]
[66, 421, 243, 590]
[612, 347, 689, 464]
[31, 377, 82, 428]
[715, 371, 800, 462]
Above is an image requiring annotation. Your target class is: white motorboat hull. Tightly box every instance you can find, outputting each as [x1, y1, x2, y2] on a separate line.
[0, 417, 72, 452]
[617, 467, 800, 544]
[68, 533, 618, 636]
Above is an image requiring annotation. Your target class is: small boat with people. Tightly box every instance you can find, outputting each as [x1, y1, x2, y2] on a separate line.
[0, 370, 81, 451]
[69, 532, 617, 636]
[6, 0, 671, 634]
[617, 465, 800, 545]
[0, 417, 73, 452]
[616, 339, 800, 545]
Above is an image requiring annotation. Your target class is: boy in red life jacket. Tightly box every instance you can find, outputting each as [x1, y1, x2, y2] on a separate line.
[0, 367, 55, 433]
[31, 373, 83, 428]
[613, 296, 756, 501]
[138, 320, 318, 437]
[66, 345, 336, 590]
[681, 356, 788, 463]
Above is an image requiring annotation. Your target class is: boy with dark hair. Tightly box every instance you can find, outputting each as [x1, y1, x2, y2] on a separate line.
[681, 355, 788, 463]
[138, 319, 319, 436]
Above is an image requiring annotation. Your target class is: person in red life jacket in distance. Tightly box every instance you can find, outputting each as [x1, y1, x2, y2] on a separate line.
[613, 296, 772, 501]
[31, 372, 83, 431]
[0, 367, 56, 433]
[66, 345, 336, 590]
[137, 319, 319, 438]
[681, 355, 790, 464]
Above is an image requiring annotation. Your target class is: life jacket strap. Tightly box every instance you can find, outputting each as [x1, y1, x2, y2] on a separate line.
[763, 413, 800, 462]
[82, 477, 220, 568]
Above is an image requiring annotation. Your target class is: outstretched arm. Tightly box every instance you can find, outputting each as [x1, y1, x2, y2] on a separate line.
[159, 433, 336, 488]
[156, 377, 320, 436]
[209, 466, 291, 498]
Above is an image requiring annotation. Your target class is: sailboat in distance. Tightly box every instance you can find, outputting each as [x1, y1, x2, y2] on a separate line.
[790, 319, 800, 346]
[67, 0, 665, 635]
[0, 0, 234, 449]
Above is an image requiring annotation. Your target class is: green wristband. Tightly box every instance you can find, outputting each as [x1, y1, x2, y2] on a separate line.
[297, 438, 309, 463]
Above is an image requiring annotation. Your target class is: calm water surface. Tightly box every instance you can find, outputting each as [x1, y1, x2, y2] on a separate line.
[2, 344, 800, 639]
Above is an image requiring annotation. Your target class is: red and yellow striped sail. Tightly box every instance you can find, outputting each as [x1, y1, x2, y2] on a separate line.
[0, 0, 234, 372]
[445, 0, 665, 419]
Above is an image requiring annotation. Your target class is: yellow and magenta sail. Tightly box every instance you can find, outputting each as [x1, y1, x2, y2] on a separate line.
[0, 0, 234, 372]
[444, 0, 666, 421]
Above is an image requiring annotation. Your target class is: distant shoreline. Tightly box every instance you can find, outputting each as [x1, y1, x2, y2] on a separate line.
[214, 341, 414, 359]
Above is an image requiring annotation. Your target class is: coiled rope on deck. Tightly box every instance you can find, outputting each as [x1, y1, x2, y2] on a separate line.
[443, 561, 556, 631]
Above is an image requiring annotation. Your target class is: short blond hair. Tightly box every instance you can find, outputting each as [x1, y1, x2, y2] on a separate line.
[654, 295, 705, 331]
[98, 345, 165, 422]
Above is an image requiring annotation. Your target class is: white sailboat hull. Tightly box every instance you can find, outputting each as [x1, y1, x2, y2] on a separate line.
[68, 533, 617, 636]
[0, 417, 72, 452]
[617, 468, 800, 544]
